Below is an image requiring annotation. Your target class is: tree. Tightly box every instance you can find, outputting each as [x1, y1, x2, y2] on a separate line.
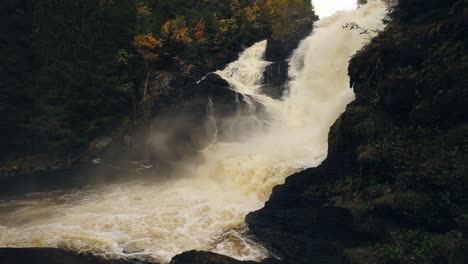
[194, 19, 206, 44]
[133, 33, 163, 62]
[132, 33, 163, 97]
[161, 16, 192, 45]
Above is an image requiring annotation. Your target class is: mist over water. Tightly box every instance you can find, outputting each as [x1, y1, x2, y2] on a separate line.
[0, 2, 387, 263]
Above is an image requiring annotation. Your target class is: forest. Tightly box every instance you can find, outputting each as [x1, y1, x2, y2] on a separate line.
[0, 0, 313, 160]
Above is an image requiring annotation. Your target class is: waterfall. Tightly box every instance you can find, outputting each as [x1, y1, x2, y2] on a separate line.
[206, 97, 218, 143]
[0, 2, 387, 263]
[228, 93, 242, 134]
[215, 40, 270, 99]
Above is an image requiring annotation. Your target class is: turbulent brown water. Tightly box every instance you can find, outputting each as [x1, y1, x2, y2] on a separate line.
[0, 2, 387, 263]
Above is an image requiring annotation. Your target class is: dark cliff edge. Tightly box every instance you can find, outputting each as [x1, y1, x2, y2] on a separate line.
[247, 1, 468, 264]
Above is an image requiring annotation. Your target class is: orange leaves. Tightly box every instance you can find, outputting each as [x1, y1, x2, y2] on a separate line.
[174, 27, 192, 44]
[264, 0, 273, 8]
[130, 0, 313, 61]
[194, 20, 206, 44]
[161, 16, 192, 45]
[133, 34, 162, 50]
[132, 34, 163, 61]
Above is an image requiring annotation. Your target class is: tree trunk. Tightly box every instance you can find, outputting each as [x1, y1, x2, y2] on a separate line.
[144, 61, 149, 97]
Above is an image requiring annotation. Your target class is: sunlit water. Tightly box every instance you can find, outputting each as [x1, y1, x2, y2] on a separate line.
[0, 2, 387, 263]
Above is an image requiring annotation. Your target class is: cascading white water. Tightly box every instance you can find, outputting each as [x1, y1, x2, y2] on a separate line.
[205, 97, 218, 143]
[0, 2, 387, 263]
[216, 40, 270, 99]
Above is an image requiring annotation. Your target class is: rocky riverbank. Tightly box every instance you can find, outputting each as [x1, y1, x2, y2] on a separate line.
[247, 1, 468, 263]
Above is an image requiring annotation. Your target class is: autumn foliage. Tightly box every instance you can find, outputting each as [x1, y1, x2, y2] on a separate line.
[131, 0, 314, 64]
[194, 20, 206, 44]
[161, 16, 192, 45]
[132, 34, 163, 61]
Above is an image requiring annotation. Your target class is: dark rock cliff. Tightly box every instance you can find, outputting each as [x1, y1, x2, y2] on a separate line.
[247, 1, 468, 263]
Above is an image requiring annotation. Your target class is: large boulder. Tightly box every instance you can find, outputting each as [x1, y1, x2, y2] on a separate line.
[246, 166, 358, 264]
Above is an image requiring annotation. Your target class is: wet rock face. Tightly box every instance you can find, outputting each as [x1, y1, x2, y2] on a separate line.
[196, 73, 246, 120]
[263, 62, 288, 87]
[261, 62, 288, 99]
[138, 72, 250, 166]
[260, 17, 314, 99]
[264, 39, 291, 63]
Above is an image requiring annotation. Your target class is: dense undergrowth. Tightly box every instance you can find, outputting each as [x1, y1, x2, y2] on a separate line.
[333, 0, 468, 262]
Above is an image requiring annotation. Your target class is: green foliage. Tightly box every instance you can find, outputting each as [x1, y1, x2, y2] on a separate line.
[371, 230, 464, 264]
[0, 0, 316, 159]
[1, 0, 138, 156]
[340, 1, 468, 262]
[373, 230, 434, 263]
